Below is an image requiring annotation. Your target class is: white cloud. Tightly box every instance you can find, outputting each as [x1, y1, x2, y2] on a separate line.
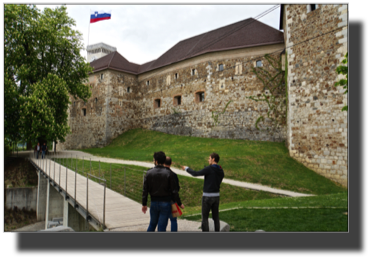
[37, 4, 281, 64]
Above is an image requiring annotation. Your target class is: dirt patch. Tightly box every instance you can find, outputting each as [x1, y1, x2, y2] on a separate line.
[4, 157, 39, 231]
[4, 157, 38, 188]
[4, 207, 38, 232]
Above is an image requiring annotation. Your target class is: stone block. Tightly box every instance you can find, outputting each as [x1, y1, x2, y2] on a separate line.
[207, 219, 230, 232]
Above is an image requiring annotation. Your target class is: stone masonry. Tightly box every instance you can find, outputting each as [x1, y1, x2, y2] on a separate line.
[58, 7, 348, 186]
[61, 44, 287, 150]
[282, 4, 348, 186]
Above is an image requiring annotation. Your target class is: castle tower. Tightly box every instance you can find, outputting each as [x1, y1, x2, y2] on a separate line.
[86, 42, 117, 62]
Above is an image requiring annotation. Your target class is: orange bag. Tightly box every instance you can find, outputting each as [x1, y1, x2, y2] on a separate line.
[171, 203, 182, 217]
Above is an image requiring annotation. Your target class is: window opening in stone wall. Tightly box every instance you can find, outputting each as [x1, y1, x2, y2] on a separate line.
[174, 95, 181, 106]
[195, 91, 205, 103]
[127, 87, 131, 93]
[191, 69, 196, 76]
[175, 73, 179, 79]
[95, 98, 98, 104]
[82, 109, 86, 116]
[256, 60, 263, 67]
[219, 64, 224, 71]
[154, 99, 161, 108]
[101, 73, 104, 80]
[147, 80, 150, 86]
[310, 4, 316, 11]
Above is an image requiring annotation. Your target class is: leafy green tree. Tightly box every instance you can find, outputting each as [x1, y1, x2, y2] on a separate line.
[334, 52, 348, 111]
[4, 4, 92, 147]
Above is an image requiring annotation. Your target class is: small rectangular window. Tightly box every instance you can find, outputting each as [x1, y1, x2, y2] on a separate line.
[174, 96, 181, 106]
[196, 92, 205, 102]
[256, 60, 263, 67]
[127, 87, 131, 93]
[82, 109, 86, 116]
[191, 69, 196, 76]
[310, 4, 316, 11]
[100, 74, 104, 80]
[175, 73, 178, 79]
[154, 99, 161, 108]
[219, 64, 224, 71]
[147, 80, 150, 86]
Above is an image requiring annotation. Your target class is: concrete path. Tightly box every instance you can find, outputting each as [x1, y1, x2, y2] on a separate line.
[52, 150, 313, 198]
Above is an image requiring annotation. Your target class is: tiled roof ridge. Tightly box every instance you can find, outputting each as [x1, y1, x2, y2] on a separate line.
[178, 17, 252, 44]
[139, 18, 253, 73]
[183, 18, 255, 60]
[107, 51, 117, 68]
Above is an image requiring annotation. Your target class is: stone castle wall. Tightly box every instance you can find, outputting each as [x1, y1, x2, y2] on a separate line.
[283, 4, 348, 186]
[58, 44, 287, 150]
[57, 5, 349, 187]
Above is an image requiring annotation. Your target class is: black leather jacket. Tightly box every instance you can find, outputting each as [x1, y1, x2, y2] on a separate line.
[142, 165, 182, 206]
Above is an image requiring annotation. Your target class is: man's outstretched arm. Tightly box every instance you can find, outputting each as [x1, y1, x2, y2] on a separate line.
[181, 165, 210, 177]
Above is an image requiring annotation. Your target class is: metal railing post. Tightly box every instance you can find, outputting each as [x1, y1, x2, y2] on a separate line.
[65, 163, 68, 199]
[86, 173, 89, 220]
[99, 160, 101, 179]
[110, 163, 112, 190]
[49, 157, 51, 183]
[53, 154, 55, 183]
[71, 154, 72, 168]
[90, 158, 92, 175]
[83, 156, 84, 174]
[75, 166, 77, 207]
[59, 158, 61, 188]
[124, 166, 126, 196]
[103, 182, 106, 229]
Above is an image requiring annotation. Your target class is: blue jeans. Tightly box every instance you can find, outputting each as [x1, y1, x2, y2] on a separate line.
[147, 201, 171, 232]
[42, 150, 46, 159]
[169, 206, 178, 232]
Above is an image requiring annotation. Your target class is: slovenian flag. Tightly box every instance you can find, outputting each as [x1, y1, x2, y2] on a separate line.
[90, 10, 111, 23]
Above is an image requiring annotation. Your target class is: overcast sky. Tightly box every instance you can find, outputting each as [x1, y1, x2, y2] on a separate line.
[36, 4, 281, 65]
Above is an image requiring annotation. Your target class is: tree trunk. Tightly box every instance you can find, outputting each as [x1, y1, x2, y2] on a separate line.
[27, 140, 33, 150]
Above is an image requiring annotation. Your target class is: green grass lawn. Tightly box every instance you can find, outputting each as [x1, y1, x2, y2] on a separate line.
[73, 128, 348, 231]
[81, 128, 346, 195]
[182, 193, 348, 232]
[56, 158, 283, 214]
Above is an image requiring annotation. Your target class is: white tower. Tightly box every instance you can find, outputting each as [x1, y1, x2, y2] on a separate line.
[86, 42, 117, 62]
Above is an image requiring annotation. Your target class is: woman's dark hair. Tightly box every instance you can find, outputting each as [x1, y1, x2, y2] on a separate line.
[153, 151, 166, 165]
[210, 152, 220, 163]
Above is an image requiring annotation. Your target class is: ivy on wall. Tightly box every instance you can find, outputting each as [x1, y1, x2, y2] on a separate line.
[247, 53, 287, 132]
[211, 100, 233, 127]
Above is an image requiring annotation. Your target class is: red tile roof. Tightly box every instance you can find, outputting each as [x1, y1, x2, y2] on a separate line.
[90, 18, 284, 75]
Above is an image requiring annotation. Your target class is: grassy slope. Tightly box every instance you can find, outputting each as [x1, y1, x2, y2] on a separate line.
[82, 128, 347, 195]
[183, 193, 348, 232]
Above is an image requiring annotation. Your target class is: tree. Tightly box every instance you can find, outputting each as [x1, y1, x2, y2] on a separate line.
[4, 4, 92, 146]
[334, 52, 348, 111]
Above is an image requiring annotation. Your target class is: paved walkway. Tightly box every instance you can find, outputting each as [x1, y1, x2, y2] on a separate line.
[52, 150, 313, 198]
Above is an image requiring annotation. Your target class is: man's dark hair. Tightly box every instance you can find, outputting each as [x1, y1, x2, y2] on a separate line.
[165, 156, 172, 166]
[210, 152, 220, 163]
[153, 151, 166, 165]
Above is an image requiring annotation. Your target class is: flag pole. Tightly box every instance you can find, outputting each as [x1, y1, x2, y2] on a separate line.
[88, 11, 91, 48]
